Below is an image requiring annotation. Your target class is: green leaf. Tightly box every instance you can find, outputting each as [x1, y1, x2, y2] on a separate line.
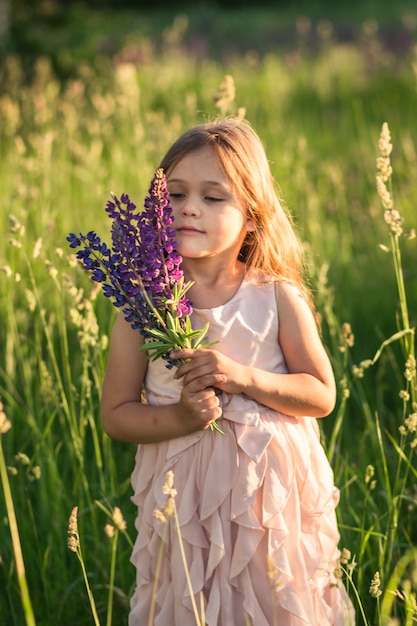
[191, 323, 210, 349]
[138, 341, 170, 352]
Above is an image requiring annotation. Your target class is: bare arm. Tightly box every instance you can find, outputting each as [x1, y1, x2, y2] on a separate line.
[100, 313, 222, 443]
[172, 282, 336, 418]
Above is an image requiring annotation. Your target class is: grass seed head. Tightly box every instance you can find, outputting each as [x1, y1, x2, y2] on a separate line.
[0, 400, 11, 435]
[112, 506, 127, 532]
[67, 506, 80, 552]
[369, 571, 382, 598]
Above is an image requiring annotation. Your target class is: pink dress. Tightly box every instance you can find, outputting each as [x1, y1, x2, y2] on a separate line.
[129, 275, 355, 626]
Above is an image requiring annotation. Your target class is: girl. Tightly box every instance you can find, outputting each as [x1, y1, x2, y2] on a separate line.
[101, 118, 355, 625]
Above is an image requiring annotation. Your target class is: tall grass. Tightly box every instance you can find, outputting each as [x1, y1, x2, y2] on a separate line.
[0, 12, 417, 625]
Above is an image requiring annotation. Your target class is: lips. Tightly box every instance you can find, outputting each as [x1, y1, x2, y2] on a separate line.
[176, 226, 203, 234]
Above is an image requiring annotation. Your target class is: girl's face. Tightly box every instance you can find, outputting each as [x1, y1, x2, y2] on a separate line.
[167, 146, 253, 263]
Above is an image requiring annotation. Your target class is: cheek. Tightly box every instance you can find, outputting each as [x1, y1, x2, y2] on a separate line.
[170, 203, 182, 221]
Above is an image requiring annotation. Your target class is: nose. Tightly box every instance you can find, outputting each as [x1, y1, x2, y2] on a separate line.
[180, 196, 200, 217]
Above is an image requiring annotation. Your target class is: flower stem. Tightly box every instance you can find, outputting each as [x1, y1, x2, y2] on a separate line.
[148, 522, 169, 626]
[172, 500, 202, 626]
[106, 529, 118, 626]
[76, 546, 101, 626]
[0, 436, 36, 626]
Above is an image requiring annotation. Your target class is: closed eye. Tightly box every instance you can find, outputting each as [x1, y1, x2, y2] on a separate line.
[205, 196, 223, 202]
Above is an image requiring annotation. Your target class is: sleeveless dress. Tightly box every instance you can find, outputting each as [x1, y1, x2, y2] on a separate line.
[129, 275, 355, 626]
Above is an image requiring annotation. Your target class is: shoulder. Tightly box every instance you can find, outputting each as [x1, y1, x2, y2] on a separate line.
[107, 312, 146, 360]
[274, 280, 318, 332]
[275, 280, 310, 309]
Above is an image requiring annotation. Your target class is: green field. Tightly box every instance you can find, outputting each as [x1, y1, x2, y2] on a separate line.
[1, 4, 417, 625]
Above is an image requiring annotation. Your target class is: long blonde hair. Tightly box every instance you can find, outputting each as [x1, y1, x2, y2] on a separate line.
[159, 118, 312, 306]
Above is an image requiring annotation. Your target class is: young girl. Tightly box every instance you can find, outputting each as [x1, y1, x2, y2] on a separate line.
[100, 118, 355, 625]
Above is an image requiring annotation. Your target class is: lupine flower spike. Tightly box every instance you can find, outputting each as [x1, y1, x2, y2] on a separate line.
[67, 168, 223, 433]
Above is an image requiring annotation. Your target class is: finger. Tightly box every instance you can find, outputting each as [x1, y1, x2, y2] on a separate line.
[170, 349, 199, 360]
[196, 400, 223, 425]
[174, 358, 214, 380]
[185, 374, 227, 392]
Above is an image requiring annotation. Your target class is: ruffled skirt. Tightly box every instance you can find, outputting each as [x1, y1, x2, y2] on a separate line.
[129, 411, 355, 625]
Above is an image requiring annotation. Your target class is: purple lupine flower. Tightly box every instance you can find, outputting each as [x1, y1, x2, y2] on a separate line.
[66, 168, 211, 368]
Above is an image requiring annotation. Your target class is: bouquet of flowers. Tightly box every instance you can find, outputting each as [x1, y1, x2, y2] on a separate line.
[67, 168, 223, 432]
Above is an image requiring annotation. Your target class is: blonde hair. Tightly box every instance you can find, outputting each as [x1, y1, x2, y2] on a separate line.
[159, 118, 312, 306]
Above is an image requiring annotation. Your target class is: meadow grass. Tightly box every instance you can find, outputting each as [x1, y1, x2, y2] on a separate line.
[1, 11, 417, 625]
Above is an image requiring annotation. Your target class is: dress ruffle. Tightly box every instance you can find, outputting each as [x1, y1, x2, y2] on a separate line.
[129, 408, 355, 626]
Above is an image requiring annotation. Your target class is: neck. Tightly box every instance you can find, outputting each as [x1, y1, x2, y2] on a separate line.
[182, 259, 246, 308]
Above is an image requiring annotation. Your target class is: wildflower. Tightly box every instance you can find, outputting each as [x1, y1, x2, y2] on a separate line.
[345, 553, 357, 575]
[352, 365, 364, 378]
[404, 355, 416, 382]
[162, 470, 176, 496]
[365, 465, 375, 484]
[378, 244, 390, 253]
[153, 509, 167, 524]
[45, 260, 58, 280]
[154, 471, 177, 522]
[213, 75, 236, 111]
[266, 555, 282, 592]
[39, 360, 57, 404]
[340, 548, 351, 564]
[28, 466, 41, 481]
[400, 411, 417, 439]
[339, 377, 350, 399]
[112, 506, 127, 532]
[67, 506, 80, 552]
[0, 265, 12, 278]
[0, 400, 11, 435]
[376, 122, 408, 238]
[369, 571, 382, 598]
[402, 413, 417, 434]
[338, 322, 354, 352]
[378, 122, 392, 158]
[104, 524, 115, 538]
[33, 237, 42, 259]
[8, 214, 25, 236]
[14, 452, 30, 465]
[67, 169, 209, 367]
[376, 177, 393, 210]
[69, 299, 99, 350]
[25, 289, 37, 313]
[334, 547, 351, 580]
[8, 237, 22, 248]
[376, 156, 392, 182]
[383, 208, 403, 236]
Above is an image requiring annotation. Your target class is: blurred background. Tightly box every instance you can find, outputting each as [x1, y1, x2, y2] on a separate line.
[1, 2, 417, 625]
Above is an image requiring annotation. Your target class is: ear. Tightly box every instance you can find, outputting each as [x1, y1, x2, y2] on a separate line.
[245, 216, 256, 232]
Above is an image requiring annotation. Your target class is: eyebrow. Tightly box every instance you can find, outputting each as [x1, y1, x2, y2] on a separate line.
[167, 178, 230, 189]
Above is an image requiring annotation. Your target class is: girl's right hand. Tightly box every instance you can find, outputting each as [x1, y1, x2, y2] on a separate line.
[176, 382, 222, 432]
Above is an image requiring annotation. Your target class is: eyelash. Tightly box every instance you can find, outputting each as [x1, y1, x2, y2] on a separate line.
[169, 194, 223, 202]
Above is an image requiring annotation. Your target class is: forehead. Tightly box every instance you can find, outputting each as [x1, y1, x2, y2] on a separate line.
[167, 146, 229, 183]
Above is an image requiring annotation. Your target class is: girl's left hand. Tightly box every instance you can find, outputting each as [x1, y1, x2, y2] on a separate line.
[170, 349, 245, 395]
